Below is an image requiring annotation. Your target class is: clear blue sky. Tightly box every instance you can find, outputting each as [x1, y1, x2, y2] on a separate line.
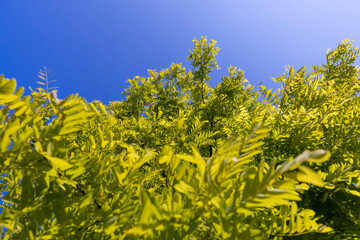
[1, 0, 360, 104]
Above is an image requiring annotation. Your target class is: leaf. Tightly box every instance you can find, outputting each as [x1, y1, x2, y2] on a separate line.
[9, 100, 25, 110]
[98, 102, 107, 115]
[174, 181, 195, 194]
[158, 154, 172, 164]
[133, 151, 155, 169]
[58, 126, 81, 135]
[254, 126, 270, 134]
[139, 195, 152, 224]
[297, 166, 324, 187]
[263, 189, 301, 201]
[20, 175, 33, 208]
[79, 195, 93, 209]
[241, 141, 265, 153]
[248, 133, 269, 143]
[345, 189, 360, 197]
[45, 155, 73, 170]
[273, 150, 330, 179]
[67, 167, 86, 179]
[0, 78, 16, 95]
[0, 93, 18, 103]
[237, 149, 263, 161]
[242, 166, 258, 201]
[177, 154, 205, 169]
[307, 150, 331, 163]
[88, 103, 100, 116]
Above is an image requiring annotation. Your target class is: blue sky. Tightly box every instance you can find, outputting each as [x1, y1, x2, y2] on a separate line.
[1, 0, 360, 104]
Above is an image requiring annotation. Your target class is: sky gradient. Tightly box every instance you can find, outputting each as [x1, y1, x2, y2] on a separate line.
[1, 0, 360, 103]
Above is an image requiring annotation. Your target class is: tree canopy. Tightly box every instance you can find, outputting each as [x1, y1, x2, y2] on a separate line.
[1, 37, 360, 239]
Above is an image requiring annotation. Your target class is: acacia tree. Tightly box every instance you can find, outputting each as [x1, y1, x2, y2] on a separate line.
[0, 38, 359, 239]
[259, 40, 360, 239]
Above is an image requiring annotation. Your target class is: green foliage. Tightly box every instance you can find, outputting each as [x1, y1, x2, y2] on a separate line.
[36, 67, 58, 93]
[1, 38, 360, 239]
